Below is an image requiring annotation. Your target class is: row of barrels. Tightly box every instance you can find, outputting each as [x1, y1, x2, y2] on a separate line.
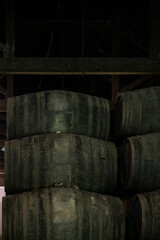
[115, 86, 160, 239]
[5, 88, 160, 194]
[5, 131, 160, 195]
[8, 87, 160, 140]
[3, 87, 160, 239]
[2, 188, 160, 240]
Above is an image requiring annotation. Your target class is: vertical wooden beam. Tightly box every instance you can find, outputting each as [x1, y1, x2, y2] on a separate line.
[150, 0, 160, 57]
[6, 76, 13, 97]
[112, 17, 119, 101]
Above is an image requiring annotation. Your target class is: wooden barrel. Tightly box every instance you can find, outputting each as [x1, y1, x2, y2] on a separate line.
[115, 86, 160, 137]
[120, 132, 160, 191]
[7, 90, 110, 140]
[2, 187, 125, 240]
[5, 133, 117, 195]
[128, 190, 160, 240]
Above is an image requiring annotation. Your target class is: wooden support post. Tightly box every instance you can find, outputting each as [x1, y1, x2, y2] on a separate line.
[150, 0, 160, 57]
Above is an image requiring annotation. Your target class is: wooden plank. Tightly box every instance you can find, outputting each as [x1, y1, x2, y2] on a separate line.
[120, 75, 153, 92]
[0, 174, 4, 186]
[0, 100, 7, 112]
[0, 57, 160, 75]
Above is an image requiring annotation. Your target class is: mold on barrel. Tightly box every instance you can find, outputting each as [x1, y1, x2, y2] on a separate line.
[5, 133, 117, 195]
[7, 90, 110, 140]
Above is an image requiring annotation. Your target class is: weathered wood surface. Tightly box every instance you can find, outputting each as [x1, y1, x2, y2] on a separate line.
[128, 190, 160, 240]
[121, 132, 160, 191]
[1, 57, 160, 75]
[5, 133, 117, 195]
[2, 188, 125, 240]
[7, 90, 110, 140]
[115, 86, 160, 137]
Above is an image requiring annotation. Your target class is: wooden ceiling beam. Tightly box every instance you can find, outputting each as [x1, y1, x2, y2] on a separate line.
[0, 57, 160, 75]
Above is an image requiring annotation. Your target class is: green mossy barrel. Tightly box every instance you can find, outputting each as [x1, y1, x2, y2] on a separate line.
[2, 188, 125, 240]
[7, 90, 110, 140]
[120, 132, 160, 192]
[115, 86, 160, 137]
[5, 133, 117, 195]
[128, 190, 160, 240]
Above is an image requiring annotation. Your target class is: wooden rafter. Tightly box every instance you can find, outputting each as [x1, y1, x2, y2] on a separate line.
[0, 57, 160, 75]
[120, 75, 153, 92]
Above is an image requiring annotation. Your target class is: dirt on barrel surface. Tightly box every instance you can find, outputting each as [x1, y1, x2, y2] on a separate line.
[2, 188, 125, 240]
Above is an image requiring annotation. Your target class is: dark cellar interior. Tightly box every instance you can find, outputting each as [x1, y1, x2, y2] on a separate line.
[0, 0, 160, 239]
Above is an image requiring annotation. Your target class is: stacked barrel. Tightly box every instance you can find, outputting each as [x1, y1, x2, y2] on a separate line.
[115, 86, 160, 240]
[3, 90, 125, 240]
